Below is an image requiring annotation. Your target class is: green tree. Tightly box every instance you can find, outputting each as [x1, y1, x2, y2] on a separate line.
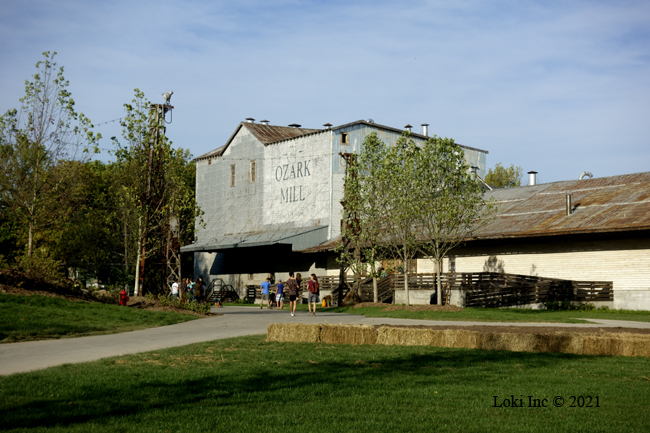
[417, 136, 496, 305]
[378, 133, 423, 306]
[0, 52, 99, 262]
[485, 163, 523, 188]
[338, 133, 391, 303]
[112, 89, 201, 295]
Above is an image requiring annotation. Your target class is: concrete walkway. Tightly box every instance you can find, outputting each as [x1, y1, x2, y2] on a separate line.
[2, 306, 649, 376]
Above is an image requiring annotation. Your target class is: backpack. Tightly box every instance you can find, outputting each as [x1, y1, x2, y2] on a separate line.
[309, 281, 319, 293]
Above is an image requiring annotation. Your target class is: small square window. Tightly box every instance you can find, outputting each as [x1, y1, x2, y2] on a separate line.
[341, 132, 349, 145]
[207, 158, 211, 165]
[230, 164, 236, 187]
[248, 273, 254, 280]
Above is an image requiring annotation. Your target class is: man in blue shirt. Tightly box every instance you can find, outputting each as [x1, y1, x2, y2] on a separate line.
[260, 278, 271, 309]
[275, 279, 285, 310]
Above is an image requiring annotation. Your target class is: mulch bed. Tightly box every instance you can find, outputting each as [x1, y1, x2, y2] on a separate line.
[0, 279, 213, 317]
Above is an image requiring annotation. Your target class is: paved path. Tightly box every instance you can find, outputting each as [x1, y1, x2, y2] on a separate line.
[1, 306, 649, 376]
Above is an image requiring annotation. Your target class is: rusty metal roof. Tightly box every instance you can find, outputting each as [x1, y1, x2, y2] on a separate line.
[475, 171, 650, 239]
[195, 122, 323, 160]
[243, 122, 322, 144]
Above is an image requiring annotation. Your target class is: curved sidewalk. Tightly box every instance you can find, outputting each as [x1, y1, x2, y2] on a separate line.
[1, 306, 648, 376]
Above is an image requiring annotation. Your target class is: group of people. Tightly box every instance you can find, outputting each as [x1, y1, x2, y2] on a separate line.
[259, 272, 320, 317]
[170, 277, 210, 304]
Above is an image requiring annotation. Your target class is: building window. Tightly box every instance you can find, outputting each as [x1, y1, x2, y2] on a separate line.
[230, 164, 236, 187]
[341, 132, 349, 145]
[248, 273, 254, 280]
[250, 160, 256, 183]
[207, 158, 211, 165]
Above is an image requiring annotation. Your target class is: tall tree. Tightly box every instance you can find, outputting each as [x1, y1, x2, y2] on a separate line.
[379, 133, 422, 306]
[485, 163, 523, 188]
[112, 89, 201, 295]
[417, 136, 496, 305]
[0, 52, 99, 259]
[338, 133, 390, 303]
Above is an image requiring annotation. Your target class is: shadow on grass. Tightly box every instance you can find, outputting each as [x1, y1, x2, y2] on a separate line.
[0, 340, 589, 430]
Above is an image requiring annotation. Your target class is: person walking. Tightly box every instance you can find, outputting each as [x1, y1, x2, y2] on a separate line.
[307, 274, 320, 316]
[275, 279, 285, 310]
[171, 278, 179, 300]
[286, 272, 299, 316]
[260, 277, 271, 309]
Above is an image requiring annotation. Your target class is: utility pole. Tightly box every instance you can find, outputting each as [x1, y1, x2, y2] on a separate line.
[134, 102, 173, 296]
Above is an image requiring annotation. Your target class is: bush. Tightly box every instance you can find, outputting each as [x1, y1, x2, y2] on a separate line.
[543, 300, 596, 311]
[14, 249, 64, 283]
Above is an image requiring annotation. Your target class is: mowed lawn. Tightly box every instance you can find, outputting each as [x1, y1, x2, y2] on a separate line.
[321, 305, 650, 324]
[0, 294, 198, 343]
[1, 335, 648, 432]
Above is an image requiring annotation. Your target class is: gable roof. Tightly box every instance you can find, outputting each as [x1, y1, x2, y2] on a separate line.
[476, 171, 650, 240]
[195, 122, 323, 161]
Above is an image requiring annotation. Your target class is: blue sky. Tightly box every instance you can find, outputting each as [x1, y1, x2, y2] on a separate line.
[1, 0, 649, 183]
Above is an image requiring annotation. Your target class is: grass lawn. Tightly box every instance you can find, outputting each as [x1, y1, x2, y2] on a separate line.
[0, 294, 199, 343]
[1, 335, 648, 432]
[307, 305, 650, 324]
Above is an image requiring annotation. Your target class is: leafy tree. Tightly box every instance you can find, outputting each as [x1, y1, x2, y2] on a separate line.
[338, 133, 390, 303]
[0, 52, 99, 262]
[112, 89, 201, 295]
[377, 133, 423, 306]
[417, 137, 496, 305]
[485, 163, 523, 188]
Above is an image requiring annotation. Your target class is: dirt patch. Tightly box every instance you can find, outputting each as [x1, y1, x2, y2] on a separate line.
[0, 282, 214, 317]
[373, 324, 650, 336]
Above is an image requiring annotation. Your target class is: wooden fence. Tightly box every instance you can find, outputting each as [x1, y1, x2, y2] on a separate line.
[315, 272, 612, 307]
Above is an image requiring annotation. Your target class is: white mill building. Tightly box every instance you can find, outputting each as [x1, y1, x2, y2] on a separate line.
[182, 119, 488, 296]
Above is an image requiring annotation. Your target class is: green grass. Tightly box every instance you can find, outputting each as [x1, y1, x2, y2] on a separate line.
[0, 294, 199, 343]
[1, 335, 648, 432]
[317, 305, 650, 324]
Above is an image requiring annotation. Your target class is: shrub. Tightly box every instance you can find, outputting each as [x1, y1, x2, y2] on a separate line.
[543, 300, 596, 311]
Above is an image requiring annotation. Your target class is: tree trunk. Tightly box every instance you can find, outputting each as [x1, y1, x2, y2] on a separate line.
[373, 275, 378, 303]
[28, 221, 34, 256]
[436, 258, 442, 305]
[404, 245, 410, 306]
[134, 217, 142, 296]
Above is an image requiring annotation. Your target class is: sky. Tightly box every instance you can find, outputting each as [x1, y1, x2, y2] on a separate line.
[1, 0, 649, 184]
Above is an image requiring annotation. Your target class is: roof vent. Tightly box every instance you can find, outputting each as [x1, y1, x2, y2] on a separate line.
[566, 191, 573, 216]
[579, 171, 593, 180]
[288, 123, 301, 128]
[260, 119, 269, 125]
[421, 123, 429, 137]
[528, 171, 538, 186]
[246, 117, 255, 123]
[404, 124, 412, 132]
[323, 123, 332, 130]
[368, 118, 375, 123]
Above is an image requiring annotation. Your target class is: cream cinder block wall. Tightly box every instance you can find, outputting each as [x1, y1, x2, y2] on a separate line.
[416, 237, 650, 310]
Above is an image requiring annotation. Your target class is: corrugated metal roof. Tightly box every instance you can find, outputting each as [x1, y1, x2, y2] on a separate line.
[243, 123, 322, 144]
[476, 171, 650, 239]
[180, 225, 329, 253]
[195, 122, 323, 161]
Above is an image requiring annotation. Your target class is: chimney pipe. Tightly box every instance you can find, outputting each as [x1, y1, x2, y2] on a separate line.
[404, 124, 412, 132]
[566, 191, 573, 216]
[260, 119, 269, 125]
[323, 123, 332, 130]
[246, 117, 255, 123]
[528, 171, 538, 186]
[288, 123, 301, 128]
[421, 123, 429, 137]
